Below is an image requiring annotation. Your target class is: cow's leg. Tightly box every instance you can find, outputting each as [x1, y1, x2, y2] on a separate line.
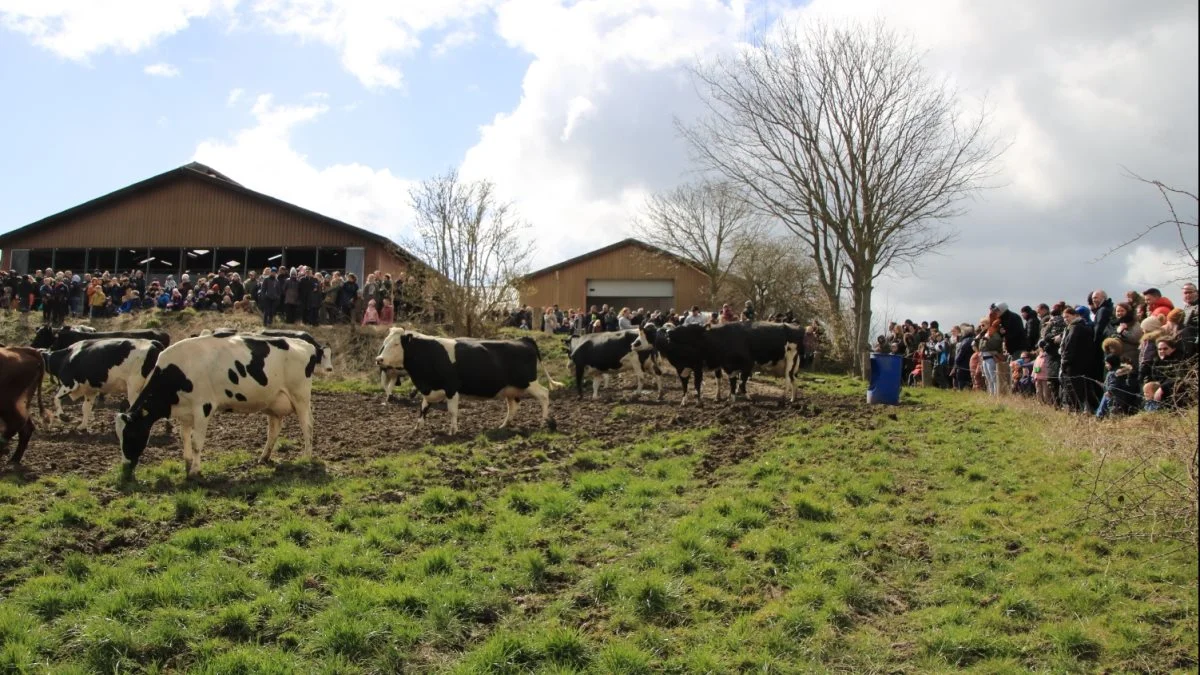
[179, 421, 196, 476]
[380, 371, 395, 405]
[52, 386, 71, 423]
[575, 363, 586, 400]
[630, 356, 645, 398]
[603, 374, 612, 399]
[297, 395, 314, 459]
[447, 394, 460, 435]
[592, 375, 601, 401]
[526, 382, 551, 427]
[694, 370, 705, 408]
[79, 394, 97, 430]
[678, 374, 690, 407]
[187, 416, 210, 477]
[10, 417, 34, 464]
[418, 396, 430, 426]
[261, 414, 283, 463]
[738, 369, 751, 400]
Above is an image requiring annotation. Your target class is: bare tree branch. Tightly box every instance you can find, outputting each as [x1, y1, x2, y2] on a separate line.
[1091, 168, 1199, 283]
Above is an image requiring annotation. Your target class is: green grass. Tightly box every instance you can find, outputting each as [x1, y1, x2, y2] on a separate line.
[0, 377, 1195, 673]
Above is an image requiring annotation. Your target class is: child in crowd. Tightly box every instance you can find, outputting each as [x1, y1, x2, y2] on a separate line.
[1142, 381, 1163, 412]
[1032, 349, 1051, 403]
[1011, 351, 1034, 395]
[361, 299, 380, 326]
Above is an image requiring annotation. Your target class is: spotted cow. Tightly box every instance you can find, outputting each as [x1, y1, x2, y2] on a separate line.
[115, 335, 319, 477]
[565, 330, 663, 400]
[44, 338, 163, 429]
[375, 328, 562, 434]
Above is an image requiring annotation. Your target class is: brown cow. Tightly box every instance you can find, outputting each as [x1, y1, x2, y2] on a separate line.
[1, 346, 46, 464]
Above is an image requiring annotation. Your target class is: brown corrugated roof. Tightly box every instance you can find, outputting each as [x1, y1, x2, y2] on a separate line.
[0, 162, 416, 265]
[523, 237, 709, 280]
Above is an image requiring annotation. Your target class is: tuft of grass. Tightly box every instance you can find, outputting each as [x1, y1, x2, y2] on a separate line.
[173, 490, 205, 522]
[793, 496, 835, 522]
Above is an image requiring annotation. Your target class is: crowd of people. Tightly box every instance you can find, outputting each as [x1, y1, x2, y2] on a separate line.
[877, 283, 1199, 415]
[0, 266, 412, 327]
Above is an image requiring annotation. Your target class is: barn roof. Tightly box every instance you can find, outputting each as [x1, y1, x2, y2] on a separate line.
[0, 162, 417, 263]
[523, 238, 709, 279]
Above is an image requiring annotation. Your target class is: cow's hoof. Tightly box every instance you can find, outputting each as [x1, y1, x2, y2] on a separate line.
[545, 419, 557, 432]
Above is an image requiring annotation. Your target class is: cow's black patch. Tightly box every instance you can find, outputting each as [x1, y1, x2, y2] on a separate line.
[227, 368, 239, 385]
[234, 393, 247, 402]
[235, 361, 247, 378]
[202, 403, 213, 417]
[305, 351, 320, 378]
[225, 389, 233, 398]
[119, 363, 194, 466]
[243, 339, 274, 386]
[142, 342, 163, 379]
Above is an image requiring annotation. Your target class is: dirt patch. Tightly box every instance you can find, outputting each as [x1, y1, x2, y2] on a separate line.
[4, 378, 862, 486]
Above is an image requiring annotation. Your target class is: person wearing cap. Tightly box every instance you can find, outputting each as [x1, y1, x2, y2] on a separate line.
[993, 302, 1027, 355]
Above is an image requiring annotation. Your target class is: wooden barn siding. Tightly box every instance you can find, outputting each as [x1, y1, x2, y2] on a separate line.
[519, 243, 711, 310]
[2, 177, 370, 249]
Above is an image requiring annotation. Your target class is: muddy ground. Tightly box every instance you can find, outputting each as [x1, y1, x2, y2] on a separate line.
[3, 377, 864, 484]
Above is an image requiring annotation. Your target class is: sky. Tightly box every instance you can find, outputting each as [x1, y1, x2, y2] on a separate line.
[0, 0, 1196, 328]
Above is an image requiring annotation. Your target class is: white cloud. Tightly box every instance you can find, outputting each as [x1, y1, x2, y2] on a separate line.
[194, 94, 416, 245]
[250, 0, 496, 89]
[143, 62, 180, 77]
[1123, 244, 1194, 290]
[0, 0, 231, 61]
[432, 27, 477, 57]
[226, 87, 244, 106]
[461, 0, 749, 266]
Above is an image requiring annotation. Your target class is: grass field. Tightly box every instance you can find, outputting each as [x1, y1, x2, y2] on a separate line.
[0, 374, 1196, 673]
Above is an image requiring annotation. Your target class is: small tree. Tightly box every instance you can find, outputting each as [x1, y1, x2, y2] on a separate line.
[407, 169, 533, 336]
[1093, 169, 1198, 283]
[633, 180, 761, 307]
[728, 235, 820, 320]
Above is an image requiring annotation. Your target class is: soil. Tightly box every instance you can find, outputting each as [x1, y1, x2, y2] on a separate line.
[2, 377, 868, 486]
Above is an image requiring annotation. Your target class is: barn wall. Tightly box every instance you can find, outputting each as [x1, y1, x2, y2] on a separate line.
[519, 243, 712, 311]
[2, 177, 370, 249]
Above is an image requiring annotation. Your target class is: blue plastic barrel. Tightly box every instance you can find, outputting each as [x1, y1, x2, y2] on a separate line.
[867, 353, 902, 405]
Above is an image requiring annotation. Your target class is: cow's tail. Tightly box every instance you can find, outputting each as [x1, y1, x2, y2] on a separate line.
[542, 360, 564, 391]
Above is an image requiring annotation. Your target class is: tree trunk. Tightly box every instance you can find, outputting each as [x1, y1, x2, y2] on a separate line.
[850, 276, 874, 372]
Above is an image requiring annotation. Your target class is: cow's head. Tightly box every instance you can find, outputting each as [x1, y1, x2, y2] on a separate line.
[319, 344, 334, 373]
[375, 327, 407, 369]
[632, 323, 658, 352]
[31, 325, 56, 349]
[114, 409, 152, 475]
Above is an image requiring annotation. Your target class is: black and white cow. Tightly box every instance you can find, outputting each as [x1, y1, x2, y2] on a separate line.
[197, 328, 333, 373]
[375, 328, 562, 434]
[33, 325, 171, 351]
[635, 321, 804, 405]
[44, 338, 163, 429]
[565, 330, 663, 400]
[115, 334, 319, 477]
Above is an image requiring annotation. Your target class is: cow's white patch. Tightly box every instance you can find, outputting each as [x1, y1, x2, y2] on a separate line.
[434, 337, 457, 364]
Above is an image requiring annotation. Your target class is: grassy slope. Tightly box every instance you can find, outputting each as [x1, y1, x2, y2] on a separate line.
[0, 377, 1195, 673]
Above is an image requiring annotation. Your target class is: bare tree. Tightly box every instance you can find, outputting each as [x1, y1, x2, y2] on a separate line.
[680, 20, 1002, 369]
[633, 180, 760, 307]
[407, 169, 534, 336]
[1093, 169, 1198, 283]
[728, 235, 821, 320]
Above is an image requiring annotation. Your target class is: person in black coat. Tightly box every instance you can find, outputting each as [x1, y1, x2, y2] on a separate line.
[994, 302, 1027, 355]
[1020, 306, 1041, 353]
[952, 326, 975, 390]
[1059, 306, 1095, 413]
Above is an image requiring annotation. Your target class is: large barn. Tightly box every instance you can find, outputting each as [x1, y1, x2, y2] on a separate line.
[0, 162, 415, 282]
[519, 238, 712, 313]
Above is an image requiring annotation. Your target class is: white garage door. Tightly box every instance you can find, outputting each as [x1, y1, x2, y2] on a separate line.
[586, 279, 674, 297]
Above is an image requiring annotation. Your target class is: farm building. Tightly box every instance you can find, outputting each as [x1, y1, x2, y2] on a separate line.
[0, 162, 416, 283]
[519, 238, 712, 313]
